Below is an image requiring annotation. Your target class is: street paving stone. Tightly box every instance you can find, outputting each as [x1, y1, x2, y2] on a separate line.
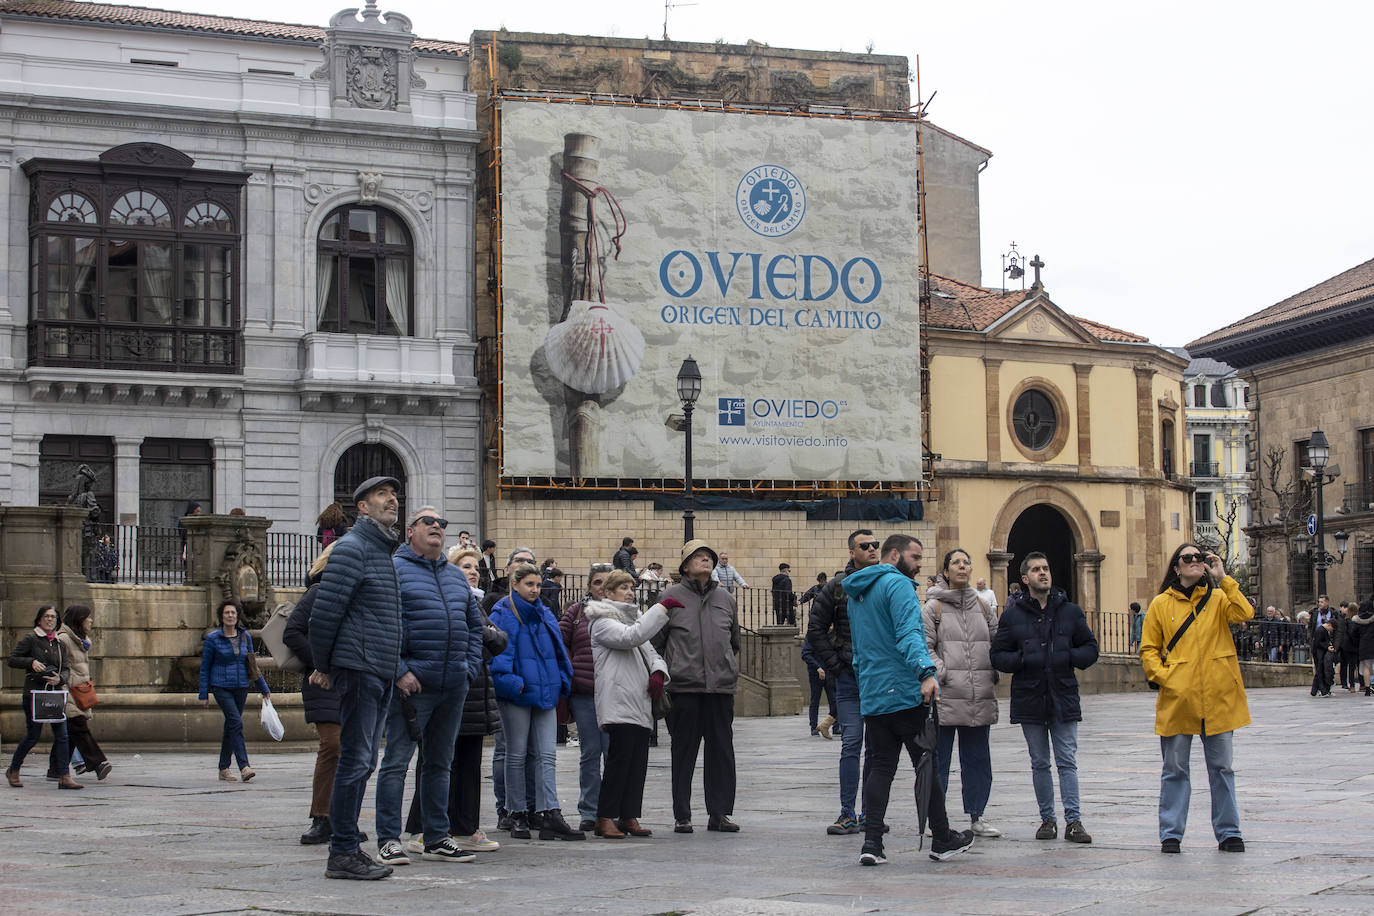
[2, 686, 1372, 915]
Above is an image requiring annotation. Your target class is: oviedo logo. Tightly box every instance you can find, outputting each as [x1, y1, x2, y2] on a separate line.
[718, 395, 845, 428]
[736, 165, 806, 237]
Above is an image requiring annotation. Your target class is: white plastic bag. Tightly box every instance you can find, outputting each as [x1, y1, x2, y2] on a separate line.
[259, 697, 285, 741]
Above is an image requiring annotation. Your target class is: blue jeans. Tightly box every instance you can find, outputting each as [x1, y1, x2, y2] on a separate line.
[492, 725, 536, 813]
[1021, 720, 1080, 822]
[499, 702, 558, 812]
[569, 693, 608, 822]
[375, 683, 467, 845]
[833, 669, 864, 814]
[329, 669, 392, 855]
[937, 723, 992, 819]
[1159, 729, 1240, 843]
[211, 687, 250, 771]
[10, 696, 70, 775]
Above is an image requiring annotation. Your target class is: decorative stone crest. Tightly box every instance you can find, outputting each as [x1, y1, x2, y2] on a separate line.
[358, 171, 384, 203]
[216, 532, 270, 624]
[312, 2, 425, 112]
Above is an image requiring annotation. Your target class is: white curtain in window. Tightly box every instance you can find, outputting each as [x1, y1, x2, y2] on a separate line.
[73, 238, 97, 321]
[141, 244, 172, 323]
[384, 258, 409, 335]
[317, 253, 334, 329]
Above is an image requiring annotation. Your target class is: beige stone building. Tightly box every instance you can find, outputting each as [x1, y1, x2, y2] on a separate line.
[925, 271, 1192, 624]
[1189, 258, 1374, 611]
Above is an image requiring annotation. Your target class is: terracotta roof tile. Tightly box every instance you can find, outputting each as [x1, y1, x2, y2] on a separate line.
[925, 273, 1150, 343]
[1188, 256, 1374, 351]
[1072, 316, 1148, 343]
[0, 0, 466, 56]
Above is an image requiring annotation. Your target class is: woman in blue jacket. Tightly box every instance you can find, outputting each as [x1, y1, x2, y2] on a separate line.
[488, 563, 580, 841]
[199, 599, 269, 782]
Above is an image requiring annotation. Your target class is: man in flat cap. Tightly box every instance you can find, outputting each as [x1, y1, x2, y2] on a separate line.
[309, 476, 404, 880]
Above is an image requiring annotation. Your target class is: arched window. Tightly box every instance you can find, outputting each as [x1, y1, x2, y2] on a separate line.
[316, 205, 413, 336]
[333, 442, 407, 525]
[24, 143, 246, 373]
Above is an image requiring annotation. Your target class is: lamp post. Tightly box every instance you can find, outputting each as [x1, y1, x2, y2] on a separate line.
[677, 356, 702, 543]
[1308, 428, 1332, 598]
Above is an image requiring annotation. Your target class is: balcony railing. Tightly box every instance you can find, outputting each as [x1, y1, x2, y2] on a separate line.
[1190, 460, 1220, 478]
[29, 321, 241, 373]
[83, 524, 320, 588]
[1097, 610, 1308, 663]
[1343, 481, 1374, 514]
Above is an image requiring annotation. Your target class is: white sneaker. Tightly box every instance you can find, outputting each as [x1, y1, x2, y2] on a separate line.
[971, 818, 1002, 838]
[454, 829, 501, 852]
[421, 836, 477, 863]
[567, 736, 580, 748]
[404, 833, 425, 855]
[375, 839, 410, 865]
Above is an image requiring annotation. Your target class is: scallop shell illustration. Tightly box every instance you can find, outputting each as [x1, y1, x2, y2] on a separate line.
[544, 299, 645, 394]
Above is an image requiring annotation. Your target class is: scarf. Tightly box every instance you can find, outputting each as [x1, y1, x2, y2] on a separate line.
[35, 627, 56, 643]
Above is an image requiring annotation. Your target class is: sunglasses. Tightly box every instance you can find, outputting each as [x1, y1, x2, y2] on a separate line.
[1178, 552, 1207, 565]
[855, 541, 880, 551]
[415, 516, 449, 529]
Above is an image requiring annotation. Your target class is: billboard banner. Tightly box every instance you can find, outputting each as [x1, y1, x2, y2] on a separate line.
[499, 101, 922, 481]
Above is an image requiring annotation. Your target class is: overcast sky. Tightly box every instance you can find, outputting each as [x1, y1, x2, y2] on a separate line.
[220, 0, 1374, 347]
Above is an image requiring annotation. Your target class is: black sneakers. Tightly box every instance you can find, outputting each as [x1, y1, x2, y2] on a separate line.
[325, 850, 393, 880]
[827, 811, 861, 835]
[707, 814, 740, 832]
[1218, 836, 1245, 852]
[497, 807, 513, 831]
[537, 808, 586, 841]
[859, 844, 887, 866]
[1065, 820, 1093, 844]
[1161, 838, 1181, 854]
[1035, 817, 1058, 840]
[509, 811, 531, 839]
[930, 829, 975, 861]
[300, 816, 331, 845]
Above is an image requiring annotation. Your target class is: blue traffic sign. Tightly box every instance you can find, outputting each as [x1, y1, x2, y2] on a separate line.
[1307, 514, 1317, 536]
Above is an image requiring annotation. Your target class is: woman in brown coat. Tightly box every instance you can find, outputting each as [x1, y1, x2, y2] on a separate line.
[923, 548, 1000, 838]
[55, 605, 111, 780]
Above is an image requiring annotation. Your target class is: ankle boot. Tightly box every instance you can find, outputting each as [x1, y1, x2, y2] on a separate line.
[617, 818, 653, 837]
[300, 816, 331, 845]
[594, 817, 626, 839]
[5, 767, 21, 788]
[57, 775, 83, 790]
[538, 808, 586, 841]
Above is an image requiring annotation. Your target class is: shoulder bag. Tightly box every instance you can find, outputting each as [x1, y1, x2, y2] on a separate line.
[69, 680, 99, 710]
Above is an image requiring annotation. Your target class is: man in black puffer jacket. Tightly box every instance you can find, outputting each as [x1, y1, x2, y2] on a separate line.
[806, 528, 872, 837]
[990, 551, 1098, 845]
[309, 476, 403, 881]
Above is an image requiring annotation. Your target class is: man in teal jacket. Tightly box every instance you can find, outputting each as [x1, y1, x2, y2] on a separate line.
[842, 533, 974, 866]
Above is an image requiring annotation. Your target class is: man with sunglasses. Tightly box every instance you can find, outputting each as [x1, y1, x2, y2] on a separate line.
[807, 529, 880, 837]
[374, 506, 485, 866]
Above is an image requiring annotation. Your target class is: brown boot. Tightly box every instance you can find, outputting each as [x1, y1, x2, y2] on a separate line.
[5, 767, 21, 788]
[57, 775, 84, 790]
[616, 818, 653, 837]
[594, 817, 625, 839]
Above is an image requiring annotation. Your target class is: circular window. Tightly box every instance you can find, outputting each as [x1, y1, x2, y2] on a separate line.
[1012, 389, 1058, 450]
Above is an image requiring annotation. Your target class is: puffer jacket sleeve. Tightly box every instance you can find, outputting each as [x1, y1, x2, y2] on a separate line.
[198, 632, 215, 700]
[282, 586, 318, 671]
[591, 605, 670, 651]
[922, 600, 946, 683]
[989, 606, 1023, 673]
[888, 577, 936, 683]
[488, 603, 523, 699]
[1068, 607, 1099, 669]
[464, 584, 485, 683]
[309, 535, 365, 675]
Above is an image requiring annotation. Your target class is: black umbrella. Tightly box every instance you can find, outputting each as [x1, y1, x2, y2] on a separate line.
[912, 701, 939, 849]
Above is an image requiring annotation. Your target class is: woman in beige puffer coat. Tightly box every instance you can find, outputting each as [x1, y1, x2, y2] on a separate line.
[923, 548, 1000, 838]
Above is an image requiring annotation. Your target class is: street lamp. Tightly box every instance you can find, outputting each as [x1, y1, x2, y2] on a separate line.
[676, 356, 702, 543]
[1307, 428, 1342, 598]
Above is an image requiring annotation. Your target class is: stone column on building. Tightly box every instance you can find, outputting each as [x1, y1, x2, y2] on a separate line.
[987, 549, 1014, 606]
[9, 433, 41, 507]
[242, 169, 272, 332]
[1074, 363, 1093, 473]
[271, 167, 304, 332]
[213, 437, 245, 514]
[113, 436, 142, 525]
[983, 357, 1002, 470]
[1134, 365, 1157, 475]
[183, 513, 275, 629]
[1074, 549, 1105, 630]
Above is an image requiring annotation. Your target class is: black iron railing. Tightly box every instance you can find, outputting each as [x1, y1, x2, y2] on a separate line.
[1097, 609, 1307, 664]
[81, 523, 186, 585]
[1343, 481, 1374, 513]
[1190, 460, 1220, 478]
[267, 532, 322, 590]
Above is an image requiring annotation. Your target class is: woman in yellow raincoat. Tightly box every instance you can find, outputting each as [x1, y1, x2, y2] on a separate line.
[1140, 544, 1252, 855]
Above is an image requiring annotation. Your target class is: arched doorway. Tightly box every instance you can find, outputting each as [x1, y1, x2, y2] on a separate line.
[333, 442, 407, 525]
[1006, 504, 1076, 603]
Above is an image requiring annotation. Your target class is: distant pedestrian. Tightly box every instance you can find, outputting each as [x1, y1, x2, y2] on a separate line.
[613, 536, 640, 582]
[560, 563, 615, 832]
[53, 605, 111, 782]
[308, 475, 404, 880]
[94, 534, 118, 583]
[654, 539, 742, 834]
[800, 572, 828, 608]
[800, 636, 837, 737]
[973, 577, 999, 617]
[1140, 544, 1252, 854]
[1352, 600, 1374, 695]
[771, 563, 797, 626]
[316, 502, 347, 548]
[478, 540, 499, 592]
[541, 567, 565, 618]
[198, 598, 269, 784]
[990, 551, 1099, 845]
[1129, 602, 1145, 654]
[711, 551, 748, 594]
[1311, 620, 1336, 697]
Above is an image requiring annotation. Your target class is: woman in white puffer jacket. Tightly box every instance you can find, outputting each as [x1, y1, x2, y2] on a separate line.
[584, 570, 675, 840]
[923, 548, 1001, 839]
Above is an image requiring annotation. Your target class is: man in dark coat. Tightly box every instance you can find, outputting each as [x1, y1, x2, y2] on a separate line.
[771, 563, 797, 626]
[613, 536, 640, 582]
[990, 551, 1099, 845]
[308, 476, 403, 880]
[805, 531, 868, 836]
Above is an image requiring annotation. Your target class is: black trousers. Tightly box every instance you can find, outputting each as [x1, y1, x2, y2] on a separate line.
[665, 693, 736, 822]
[862, 704, 950, 849]
[51, 714, 106, 772]
[597, 723, 651, 820]
[1339, 650, 1362, 689]
[406, 732, 485, 837]
[1312, 649, 1335, 695]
